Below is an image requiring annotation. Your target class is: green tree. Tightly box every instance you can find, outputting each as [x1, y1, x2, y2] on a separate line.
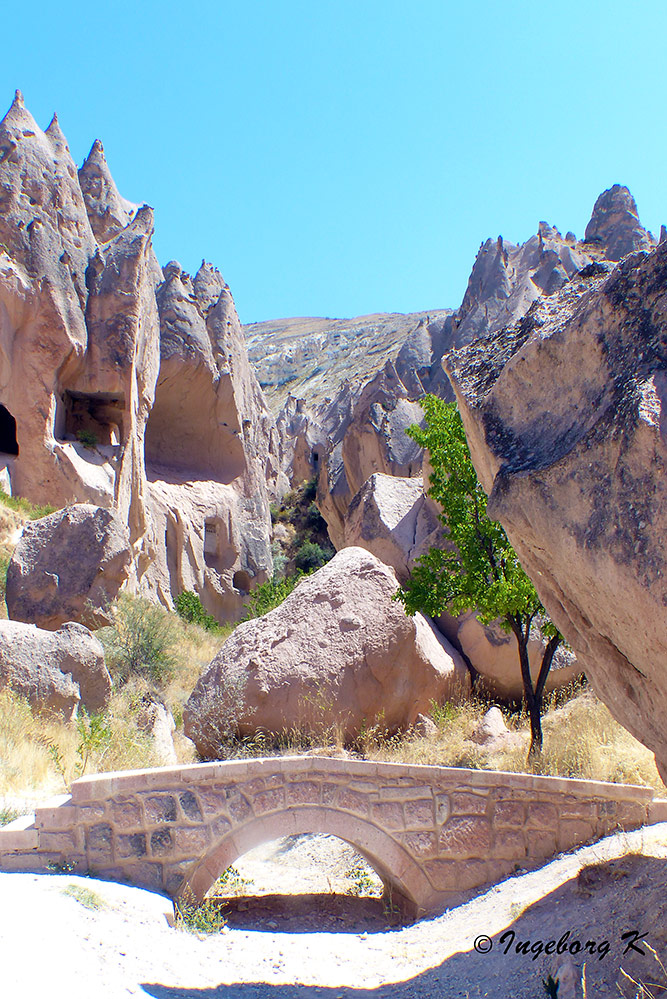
[396, 395, 563, 760]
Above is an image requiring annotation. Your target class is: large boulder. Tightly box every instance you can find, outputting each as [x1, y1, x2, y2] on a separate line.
[0, 619, 111, 717]
[6, 504, 131, 631]
[446, 241, 667, 781]
[184, 546, 469, 756]
[343, 473, 442, 583]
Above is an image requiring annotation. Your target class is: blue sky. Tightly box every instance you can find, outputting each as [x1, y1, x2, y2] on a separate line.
[1, 1, 665, 323]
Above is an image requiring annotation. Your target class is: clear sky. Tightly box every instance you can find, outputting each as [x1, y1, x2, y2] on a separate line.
[1, 1, 665, 323]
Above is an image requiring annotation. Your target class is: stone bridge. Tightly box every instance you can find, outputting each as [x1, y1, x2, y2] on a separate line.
[1, 756, 665, 917]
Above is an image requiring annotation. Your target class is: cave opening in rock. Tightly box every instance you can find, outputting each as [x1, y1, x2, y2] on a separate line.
[232, 569, 251, 594]
[201, 833, 394, 933]
[59, 391, 125, 446]
[0, 405, 19, 456]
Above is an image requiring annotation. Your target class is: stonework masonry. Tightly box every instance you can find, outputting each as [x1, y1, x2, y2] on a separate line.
[1, 756, 664, 917]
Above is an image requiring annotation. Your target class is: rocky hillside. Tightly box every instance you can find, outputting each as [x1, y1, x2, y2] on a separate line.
[244, 310, 452, 412]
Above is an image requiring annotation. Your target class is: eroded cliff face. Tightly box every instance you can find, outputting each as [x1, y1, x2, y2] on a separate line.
[446, 245, 667, 780]
[0, 92, 280, 621]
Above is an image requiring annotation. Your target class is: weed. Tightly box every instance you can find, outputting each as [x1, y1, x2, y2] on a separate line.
[211, 865, 254, 896]
[98, 594, 179, 685]
[76, 429, 98, 449]
[47, 859, 77, 874]
[242, 572, 306, 619]
[294, 540, 333, 572]
[0, 488, 55, 520]
[61, 883, 106, 910]
[0, 804, 22, 826]
[75, 711, 111, 776]
[618, 943, 666, 998]
[344, 862, 382, 898]
[174, 891, 227, 934]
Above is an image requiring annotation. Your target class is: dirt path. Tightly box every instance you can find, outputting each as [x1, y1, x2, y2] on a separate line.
[0, 824, 665, 998]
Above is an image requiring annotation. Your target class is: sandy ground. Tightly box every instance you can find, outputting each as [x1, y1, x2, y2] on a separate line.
[0, 824, 665, 998]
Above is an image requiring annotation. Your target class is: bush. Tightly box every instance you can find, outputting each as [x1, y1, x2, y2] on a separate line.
[76, 429, 98, 449]
[175, 591, 220, 633]
[294, 541, 333, 572]
[242, 573, 305, 619]
[98, 595, 179, 685]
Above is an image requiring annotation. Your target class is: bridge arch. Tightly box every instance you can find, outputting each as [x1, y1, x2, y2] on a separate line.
[180, 805, 433, 916]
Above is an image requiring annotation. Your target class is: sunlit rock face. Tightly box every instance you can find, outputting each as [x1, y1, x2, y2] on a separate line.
[446, 243, 667, 780]
[0, 92, 280, 621]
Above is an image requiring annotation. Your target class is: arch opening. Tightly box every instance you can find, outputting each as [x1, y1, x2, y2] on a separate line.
[202, 832, 392, 931]
[0, 404, 18, 456]
[178, 806, 430, 922]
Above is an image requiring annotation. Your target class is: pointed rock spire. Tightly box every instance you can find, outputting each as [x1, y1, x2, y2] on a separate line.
[584, 185, 654, 261]
[78, 138, 138, 244]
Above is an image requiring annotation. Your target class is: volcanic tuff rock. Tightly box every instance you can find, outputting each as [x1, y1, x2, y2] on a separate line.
[0, 619, 110, 716]
[446, 242, 667, 780]
[6, 504, 131, 631]
[183, 546, 469, 755]
[0, 93, 281, 621]
[584, 184, 655, 262]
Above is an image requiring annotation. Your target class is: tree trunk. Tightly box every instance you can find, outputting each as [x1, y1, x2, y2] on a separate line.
[508, 617, 562, 764]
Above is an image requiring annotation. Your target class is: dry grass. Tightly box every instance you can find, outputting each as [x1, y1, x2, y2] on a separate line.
[362, 689, 666, 794]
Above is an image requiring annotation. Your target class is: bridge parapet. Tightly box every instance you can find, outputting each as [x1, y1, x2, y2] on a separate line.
[0, 757, 661, 917]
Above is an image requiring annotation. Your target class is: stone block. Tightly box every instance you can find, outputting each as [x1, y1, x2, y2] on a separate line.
[493, 801, 526, 827]
[379, 784, 432, 800]
[227, 792, 252, 823]
[451, 792, 489, 816]
[557, 820, 595, 852]
[198, 789, 232, 816]
[526, 829, 558, 858]
[150, 828, 173, 856]
[144, 795, 178, 824]
[86, 823, 113, 862]
[403, 799, 434, 828]
[252, 788, 285, 814]
[335, 788, 369, 815]
[285, 781, 321, 805]
[172, 826, 210, 855]
[39, 830, 81, 852]
[110, 800, 143, 829]
[439, 816, 492, 858]
[424, 858, 488, 892]
[370, 802, 404, 830]
[493, 828, 527, 861]
[401, 831, 438, 858]
[525, 802, 559, 828]
[211, 817, 232, 839]
[77, 803, 107, 822]
[35, 805, 77, 831]
[116, 833, 147, 859]
[649, 798, 667, 824]
[178, 791, 203, 822]
[557, 798, 598, 821]
[434, 793, 450, 825]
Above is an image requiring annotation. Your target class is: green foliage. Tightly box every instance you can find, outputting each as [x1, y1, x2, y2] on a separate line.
[212, 865, 254, 895]
[98, 595, 179, 686]
[76, 428, 99, 449]
[75, 711, 111, 776]
[0, 553, 10, 600]
[294, 540, 333, 572]
[397, 397, 544, 627]
[302, 476, 318, 501]
[175, 892, 227, 934]
[242, 572, 306, 619]
[344, 861, 381, 897]
[0, 804, 22, 826]
[0, 489, 55, 520]
[175, 591, 221, 633]
[61, 883, 107, 910]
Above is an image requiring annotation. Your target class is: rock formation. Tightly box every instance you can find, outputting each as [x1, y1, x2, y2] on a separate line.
[183, 546, 469, 756]
[6, 504, 131, 631]
[0, 93, 282, 623]
[584, 184, 655, 262]
[446, 242, 667, 780]
[0, 619, 110, 716]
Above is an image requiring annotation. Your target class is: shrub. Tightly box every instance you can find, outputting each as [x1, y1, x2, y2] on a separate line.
[175, 591, 220, 633]
[76, 429, 98, 449]
[98, 594, 179, 685]
[175, 892, 227, 934]
[294, 541, 333, 572]
[242, 572, 305, 619]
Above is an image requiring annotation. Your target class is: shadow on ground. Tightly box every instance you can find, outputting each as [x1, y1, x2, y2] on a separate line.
[143, 855, 667, 999]
[214, 892, 402, 933]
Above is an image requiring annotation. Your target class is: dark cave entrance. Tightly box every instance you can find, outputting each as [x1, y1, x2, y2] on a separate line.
[60, 391, 125, 446]
[0, 405, 19, 456]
